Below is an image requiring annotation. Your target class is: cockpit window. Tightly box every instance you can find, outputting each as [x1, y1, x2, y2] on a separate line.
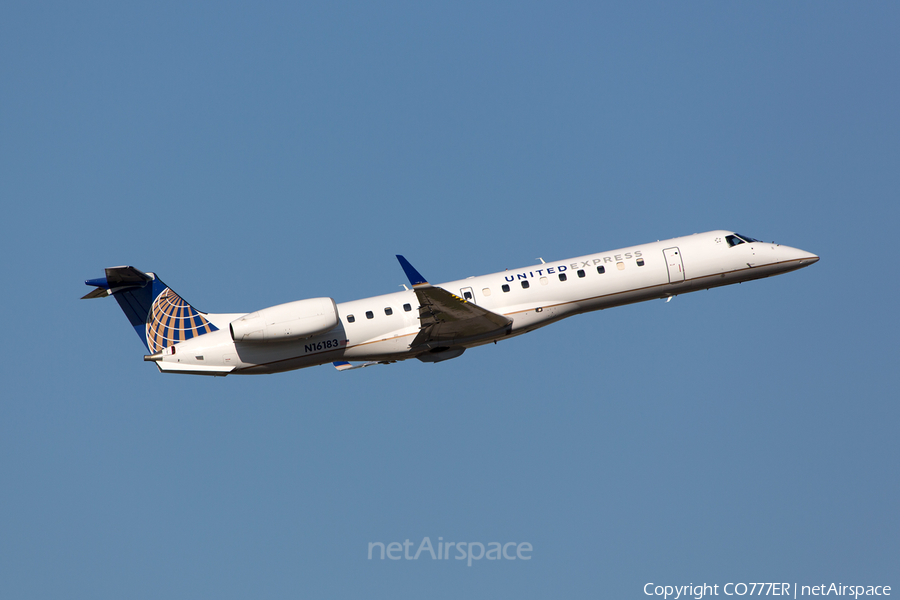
[726, 233, 760, 247]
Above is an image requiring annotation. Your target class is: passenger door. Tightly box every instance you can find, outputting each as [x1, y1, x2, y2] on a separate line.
[663, 247, 685, 283]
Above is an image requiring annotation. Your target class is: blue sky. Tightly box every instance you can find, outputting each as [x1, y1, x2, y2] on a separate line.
[1, 2, 897, 598]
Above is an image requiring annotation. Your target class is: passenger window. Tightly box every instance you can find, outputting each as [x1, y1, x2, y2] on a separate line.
[482, 288, 491, 296]
[637, 258, 645, 267]
[463, 291, 473, 300]
[384, 307, 393, 316]
[502, 284, 510, 293]
[559, 273, 567, 282]
[540, 277, 548, 286]
[577, 269, 585, 278]
[347, 314, 355, 323]
[617, 262, 625, 270]
[521, 280, 530, 289]
[403, 303, 412, 312]
[366, 311, 374, 319]
[597, 266, 605, 274]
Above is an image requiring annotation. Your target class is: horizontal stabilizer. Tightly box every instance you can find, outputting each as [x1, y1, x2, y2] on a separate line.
[82, 266, 154, 298]
[81, 287, 111, 300]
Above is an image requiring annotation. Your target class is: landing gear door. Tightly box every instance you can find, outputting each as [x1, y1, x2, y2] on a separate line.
[460, 287, 476, 304]
[663, 247, 685, 283]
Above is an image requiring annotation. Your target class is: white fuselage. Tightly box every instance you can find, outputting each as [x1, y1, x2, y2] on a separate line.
[154, 230, 818, 375]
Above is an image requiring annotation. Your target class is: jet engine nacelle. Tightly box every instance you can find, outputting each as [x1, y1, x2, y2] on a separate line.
[229, 297, 339, 342]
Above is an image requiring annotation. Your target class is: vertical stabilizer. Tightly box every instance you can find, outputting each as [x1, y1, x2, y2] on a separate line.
[83, 266, 218, 352]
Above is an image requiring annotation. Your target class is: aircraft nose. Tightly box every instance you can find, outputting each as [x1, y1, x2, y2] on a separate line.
[785, 246, 819, 267]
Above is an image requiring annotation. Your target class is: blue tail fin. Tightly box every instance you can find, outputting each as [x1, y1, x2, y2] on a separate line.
[83, 266, 218, 352]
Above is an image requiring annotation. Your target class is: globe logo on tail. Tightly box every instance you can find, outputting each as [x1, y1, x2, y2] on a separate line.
[146, 288, 218, 352]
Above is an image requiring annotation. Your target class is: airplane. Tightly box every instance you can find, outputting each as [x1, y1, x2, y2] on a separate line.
[83, 230, 818, 376]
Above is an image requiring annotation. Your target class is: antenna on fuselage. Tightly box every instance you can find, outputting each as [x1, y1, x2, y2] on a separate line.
[537, 257, 546, 264]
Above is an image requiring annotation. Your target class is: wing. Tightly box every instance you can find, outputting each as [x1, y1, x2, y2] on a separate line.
[397, 255, 511, 349]
[333, 360, 382, 371]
